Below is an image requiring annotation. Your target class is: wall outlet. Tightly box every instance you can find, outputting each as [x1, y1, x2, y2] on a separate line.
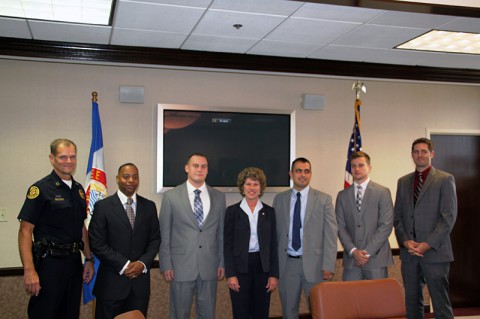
[0, 208, 7, 222]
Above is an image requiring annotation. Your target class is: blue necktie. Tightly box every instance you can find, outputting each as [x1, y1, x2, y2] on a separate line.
[193, 189, 204, 227]
[292, 192, 302, 251]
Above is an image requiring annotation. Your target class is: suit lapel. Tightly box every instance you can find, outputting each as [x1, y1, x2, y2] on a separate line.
[180, 183, 198, 227]
[359, 183, 372, 216]
[282, 191, 292, 230]
[304, 188, 315, 225]
[202, 186, 215, 227]
[417, 167, 436, 204]
[112, 195, 133, 230]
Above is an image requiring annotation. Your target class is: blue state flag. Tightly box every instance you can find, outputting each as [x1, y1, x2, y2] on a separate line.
[83, 94, 108, 304]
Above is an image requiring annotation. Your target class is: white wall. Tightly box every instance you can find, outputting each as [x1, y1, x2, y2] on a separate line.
[1, 58, 479, 268]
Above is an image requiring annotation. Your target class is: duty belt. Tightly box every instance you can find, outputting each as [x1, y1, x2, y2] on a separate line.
[48, 241, 84, 256]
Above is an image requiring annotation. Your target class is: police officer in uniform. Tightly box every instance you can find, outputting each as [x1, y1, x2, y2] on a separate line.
[18, 138, 95, 319]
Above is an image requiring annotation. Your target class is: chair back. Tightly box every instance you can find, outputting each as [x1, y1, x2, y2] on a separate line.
[310, 278, 406, 319]
[113, 310, 145, 319]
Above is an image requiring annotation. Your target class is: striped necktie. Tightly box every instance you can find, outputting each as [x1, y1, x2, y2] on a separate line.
[356, 185, 363, 213]
[414, 172, 423, 206]
[193, 189, 204, 227]
[126, 197, 135, 228]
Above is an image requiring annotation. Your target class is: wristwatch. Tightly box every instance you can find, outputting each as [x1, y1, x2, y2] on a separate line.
[85, 256, 95, 263]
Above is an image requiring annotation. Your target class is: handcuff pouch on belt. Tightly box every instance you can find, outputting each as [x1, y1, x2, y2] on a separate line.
[32, 239, 84, 268]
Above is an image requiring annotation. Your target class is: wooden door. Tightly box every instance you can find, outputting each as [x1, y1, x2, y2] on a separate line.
[431, 133, 480, 308]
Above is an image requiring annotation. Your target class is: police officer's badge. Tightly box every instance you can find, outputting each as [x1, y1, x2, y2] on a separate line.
[79, 189, 85, 200]
[27, 186, 40, 199]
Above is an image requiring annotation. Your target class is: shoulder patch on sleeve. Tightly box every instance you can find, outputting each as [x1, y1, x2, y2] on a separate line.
[27, 186, 40, 199]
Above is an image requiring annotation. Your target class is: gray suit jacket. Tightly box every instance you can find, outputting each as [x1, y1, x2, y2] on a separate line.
[336, 181, 394, 269]
[273, 187, 338, 282]
[159, 182, 226, 281]
[394, 167, 457, 263]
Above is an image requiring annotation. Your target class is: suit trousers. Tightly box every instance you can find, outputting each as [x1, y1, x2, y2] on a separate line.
[401, 256, 453, 319]
[95, 288, 149, 319]
[342, 266, 388, 281]
[229, 252, 271, 319]
[170, 276, 218, 319]
[28, 254, 83, 319]
[279, 257, 318, 319]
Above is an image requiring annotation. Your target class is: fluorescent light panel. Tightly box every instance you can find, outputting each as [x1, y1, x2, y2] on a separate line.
[0, 0, 113, 25]
[397, 30, 480, 55]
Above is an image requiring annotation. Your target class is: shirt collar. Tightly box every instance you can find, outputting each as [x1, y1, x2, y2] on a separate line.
[416, 166, 432, 180]
[117, 190, 137, 204]
[354, 178, 370, 190]
[186, 180, 207, 194]
[292, 185, 310, 198]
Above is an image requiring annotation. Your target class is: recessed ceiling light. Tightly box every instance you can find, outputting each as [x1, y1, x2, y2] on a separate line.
[0, 0, 114, 25]
[397, 30, 480, 55]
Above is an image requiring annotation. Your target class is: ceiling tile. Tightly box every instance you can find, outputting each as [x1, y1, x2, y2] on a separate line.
[114, 1, 205, 33]
[210, 0, 302, 16]
[249, 39, 325, 58]
[123, 0, 211, 7]
[182, 34, 258, 53]
[111, 28, 187, 48]
[0, 17, 31, 38]
[29, 20, 111, 44]
[192, 9, 286, 39]
[266, 18, 360, 45]
[293, 3, 383, 23]
[367, 11, 455, 28]
[332, 25, 427, 49]
[439, 17, 480, 33]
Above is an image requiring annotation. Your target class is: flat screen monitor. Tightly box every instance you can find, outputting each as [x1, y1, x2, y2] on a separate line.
[157, 104, 295, 192]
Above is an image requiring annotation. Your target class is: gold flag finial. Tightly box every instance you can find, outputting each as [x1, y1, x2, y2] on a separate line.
[352, 81, 366, 100]
[92, 92, 98, 102]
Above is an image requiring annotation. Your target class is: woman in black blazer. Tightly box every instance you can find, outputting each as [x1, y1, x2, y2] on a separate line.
[224, 167, 279, 319]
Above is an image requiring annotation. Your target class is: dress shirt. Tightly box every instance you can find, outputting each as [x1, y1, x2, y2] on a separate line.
[414, 166, 431, 196]
[116, 190, 147, 274]
[186, 181, 211, 222]
[350, 178, 370, 256]
[288, 186, 310, 256]
[240, 198, 263, 253]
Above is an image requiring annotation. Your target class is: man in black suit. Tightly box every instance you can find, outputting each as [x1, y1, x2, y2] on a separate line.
[89, 163, 161, 319]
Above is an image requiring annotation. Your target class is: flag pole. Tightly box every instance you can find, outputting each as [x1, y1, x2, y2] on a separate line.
[344, 81, 366, 189]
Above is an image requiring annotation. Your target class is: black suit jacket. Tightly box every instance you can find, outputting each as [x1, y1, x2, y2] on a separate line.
[224, 201, 279, 278]
[89, 193, 161, 300]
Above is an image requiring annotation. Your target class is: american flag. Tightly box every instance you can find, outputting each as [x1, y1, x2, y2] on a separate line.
[344, 98, 362, 189]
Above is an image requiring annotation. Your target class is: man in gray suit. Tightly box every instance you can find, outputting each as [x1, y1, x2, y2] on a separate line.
[336, 151, 393, 281]
[159, 153, 226, 319]
[394, 138, 457, 319]
[273, 157, 338, 319]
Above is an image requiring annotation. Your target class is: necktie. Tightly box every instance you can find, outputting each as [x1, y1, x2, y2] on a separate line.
[193, 189, 204, 227]
[356, 185, 363, 213]
[292, 192, 302, 251]
[126, 197, 135, 228]
[414, 171, 423, 206]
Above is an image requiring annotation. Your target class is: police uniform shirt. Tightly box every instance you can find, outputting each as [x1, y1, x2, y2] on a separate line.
[18, 170, 87, 244]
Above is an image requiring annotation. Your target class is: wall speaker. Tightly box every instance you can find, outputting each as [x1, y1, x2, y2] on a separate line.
[119, 86, 144, 104]
[301, 94, 325, 110]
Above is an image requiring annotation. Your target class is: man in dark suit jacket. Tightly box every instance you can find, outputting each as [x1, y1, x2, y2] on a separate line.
[394, 138, 457, 319]
[89, 163, 161, 319]
[273, 157, 338, 319]
[159, 153, 226, 319]
[336, 151, 393, 281]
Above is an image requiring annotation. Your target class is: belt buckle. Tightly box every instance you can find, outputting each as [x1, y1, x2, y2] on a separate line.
[71, 242, 79, 253]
